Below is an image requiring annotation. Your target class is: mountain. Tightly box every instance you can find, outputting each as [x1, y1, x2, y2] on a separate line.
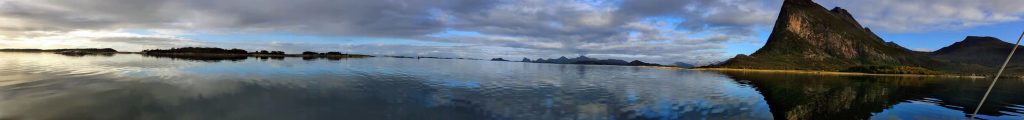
[926, 36, 1024, 75]
[931, 36, 1024, 67]
[627, 60, 659, 66]
[673, 62, 696, 68]
[708, 0, 1024, 75]
[713, 0, 942, 71]
[529, 56, 661, 66]
[534, 56, 589, 64]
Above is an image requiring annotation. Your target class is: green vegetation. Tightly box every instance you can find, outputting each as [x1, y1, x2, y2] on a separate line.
[708, 0, 1020, 76]
[841, 66, 941, 75]
[712, 0, 938, 72]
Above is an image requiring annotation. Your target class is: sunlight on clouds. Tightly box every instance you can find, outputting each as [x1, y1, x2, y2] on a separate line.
[7, 0, 1021, 64]
[0, 29, 202, 51]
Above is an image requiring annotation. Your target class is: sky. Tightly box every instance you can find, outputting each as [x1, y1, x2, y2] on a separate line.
[1, 0, 1023, 65]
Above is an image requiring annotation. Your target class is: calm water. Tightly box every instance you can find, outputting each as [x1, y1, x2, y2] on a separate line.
[0, 52, 1022, 120]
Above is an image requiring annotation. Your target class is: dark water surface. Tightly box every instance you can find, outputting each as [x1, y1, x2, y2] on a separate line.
[0, 52, 1022, 120]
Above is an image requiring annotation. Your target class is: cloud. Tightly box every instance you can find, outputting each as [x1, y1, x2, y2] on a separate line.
[6, 0, 1020, 63]
[417, 0, 781, 63]
[817, 0, 1024, 33]
[0, 30, 204, 51]
[92, 37, 197, 46]
[911, 48, 934, 52]
[0, 0, 500, 36]
[0, 0, 784, 63]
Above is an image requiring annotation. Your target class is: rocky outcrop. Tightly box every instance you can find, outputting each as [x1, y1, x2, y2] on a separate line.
[713, 0, 941, 71]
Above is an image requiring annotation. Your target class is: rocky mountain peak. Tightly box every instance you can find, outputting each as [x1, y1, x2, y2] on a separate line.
[709, 0, 1024, 75]
[933, 36, 1009, 54]
[829, 7, 863, 28]
[714, 0, 935, 70]
[960, 36, 1004, 44]
[783, 0, 817, 6]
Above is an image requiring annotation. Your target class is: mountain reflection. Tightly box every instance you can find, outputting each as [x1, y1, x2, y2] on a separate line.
[721, 71, 1024, 120]
[0, 52, 771, 120]
[1, 52, 1022, 120]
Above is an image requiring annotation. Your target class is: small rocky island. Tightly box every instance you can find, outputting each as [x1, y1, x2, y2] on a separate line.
[139, 47, 372, 61]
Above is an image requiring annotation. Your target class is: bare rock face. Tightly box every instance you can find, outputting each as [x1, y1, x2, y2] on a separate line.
[711, 0, 1024, 75]
[714, 0, 937, 70]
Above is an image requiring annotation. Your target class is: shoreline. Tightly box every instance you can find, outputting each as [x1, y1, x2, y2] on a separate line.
[0, 51, 1005, 79]
[0, 51, 374, 58]
[688, 68, 988, 78]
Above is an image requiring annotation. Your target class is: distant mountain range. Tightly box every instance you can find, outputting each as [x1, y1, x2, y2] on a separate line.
[515, 56, 665, 66]
[711, 0, 1022, 75]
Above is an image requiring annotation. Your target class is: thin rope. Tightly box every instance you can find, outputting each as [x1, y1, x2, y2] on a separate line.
[970, 31, 1024, 120]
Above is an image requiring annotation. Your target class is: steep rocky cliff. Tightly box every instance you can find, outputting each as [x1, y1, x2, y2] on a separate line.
[714, 0, 941, 71]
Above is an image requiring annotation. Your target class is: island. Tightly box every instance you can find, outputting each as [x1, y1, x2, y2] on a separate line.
[0, 48, 118, 56]
[137, 47, 372, 61]
[492, 56, 670, 67]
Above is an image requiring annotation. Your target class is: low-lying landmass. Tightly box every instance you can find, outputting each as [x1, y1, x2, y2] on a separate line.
[1, 47, 374, 61]
[695, 68, 984, 78]
[490, 58, 509, 61]
[0, 48, 115, 52]
[494, 56, 676, 67]
[0, 48, 119, 56]
[139, 47, 372, 61]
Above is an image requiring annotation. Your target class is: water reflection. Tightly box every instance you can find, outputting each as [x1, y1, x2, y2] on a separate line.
[0, 52, 770, 120]
[141, 54, 249, 62]
[721, 71, 1024, 120]
[1, 52, 1022, 119]
[56, 52, 115, 57]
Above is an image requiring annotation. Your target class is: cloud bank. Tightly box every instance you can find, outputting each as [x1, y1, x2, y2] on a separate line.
[1, 0, 1022, 64]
